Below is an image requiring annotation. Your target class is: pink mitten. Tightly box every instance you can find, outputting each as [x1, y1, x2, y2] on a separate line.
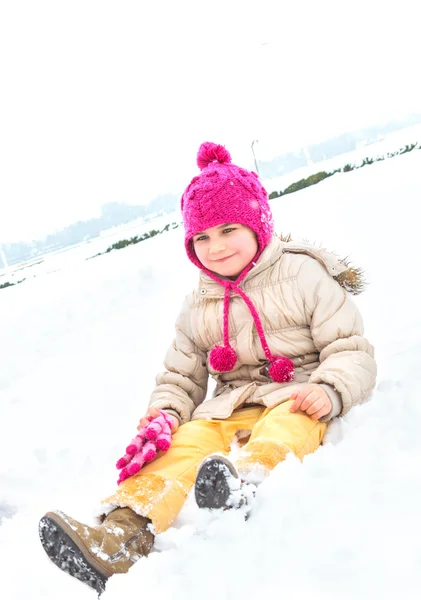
[116, 411, 174, 484]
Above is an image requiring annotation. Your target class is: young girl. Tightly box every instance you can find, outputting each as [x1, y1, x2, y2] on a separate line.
[39, 142, 377, 593]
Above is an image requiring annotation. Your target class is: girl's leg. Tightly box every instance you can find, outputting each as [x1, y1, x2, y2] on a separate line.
[102, 406, 264, 533]
[235, 400, 326, 479]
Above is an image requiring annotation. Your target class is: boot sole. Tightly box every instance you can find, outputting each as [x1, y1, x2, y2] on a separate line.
[195, 455, 239, 509]
[39, 514, 108, 595]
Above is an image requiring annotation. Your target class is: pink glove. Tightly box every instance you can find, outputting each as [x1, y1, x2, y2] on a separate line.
[116, 411, 174, 484]
[145, 414, 172, 450]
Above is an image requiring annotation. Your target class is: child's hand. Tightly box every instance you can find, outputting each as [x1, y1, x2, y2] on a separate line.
[289, 384, 332, 420]
[138, 407, 179, 433]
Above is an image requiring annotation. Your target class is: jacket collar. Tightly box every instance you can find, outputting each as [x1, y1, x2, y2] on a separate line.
[197, 235, 362, 298]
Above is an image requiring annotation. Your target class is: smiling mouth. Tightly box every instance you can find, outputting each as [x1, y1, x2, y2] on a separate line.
[213, 254, 235, 263]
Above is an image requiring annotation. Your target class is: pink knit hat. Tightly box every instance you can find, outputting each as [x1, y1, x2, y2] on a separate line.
[182, 142, 274, 268]
[180, 142, 294, 384]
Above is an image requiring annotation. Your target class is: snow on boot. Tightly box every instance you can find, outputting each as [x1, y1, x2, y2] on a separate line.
[194, 455, 256, 511]
[39, 507, 154, 594]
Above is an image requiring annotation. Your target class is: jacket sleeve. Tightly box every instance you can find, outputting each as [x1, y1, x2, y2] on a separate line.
[148, 296, 209, 425]
[297, 257, 377, 421]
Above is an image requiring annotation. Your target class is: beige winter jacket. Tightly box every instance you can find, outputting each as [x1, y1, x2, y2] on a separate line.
[149, 236, 377, 424]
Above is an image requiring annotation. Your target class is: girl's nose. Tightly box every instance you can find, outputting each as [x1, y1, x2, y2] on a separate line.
[209, 242, 226, 255]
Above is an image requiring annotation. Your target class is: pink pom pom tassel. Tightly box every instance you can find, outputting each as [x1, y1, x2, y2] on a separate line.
[268, 356, 295, 383]
[209, 345, 237, 372]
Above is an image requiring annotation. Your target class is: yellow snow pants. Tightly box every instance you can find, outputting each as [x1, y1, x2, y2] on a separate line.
[103, 400, 326, 533]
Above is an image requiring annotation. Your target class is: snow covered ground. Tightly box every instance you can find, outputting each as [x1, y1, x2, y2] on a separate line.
[1, 149, 421, 599]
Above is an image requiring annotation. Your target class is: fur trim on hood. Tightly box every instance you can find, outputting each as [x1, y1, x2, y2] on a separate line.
[280, 234, 366, 295]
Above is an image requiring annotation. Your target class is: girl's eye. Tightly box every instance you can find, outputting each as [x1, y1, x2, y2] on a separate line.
[194, 235, 208, 243]
[222, 227, 235, 234]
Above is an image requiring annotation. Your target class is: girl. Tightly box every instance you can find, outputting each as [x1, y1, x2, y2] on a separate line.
[39, 142, 377, 594]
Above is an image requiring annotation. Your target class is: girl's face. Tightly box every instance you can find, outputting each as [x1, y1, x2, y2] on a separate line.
[192, 223, 258, 278]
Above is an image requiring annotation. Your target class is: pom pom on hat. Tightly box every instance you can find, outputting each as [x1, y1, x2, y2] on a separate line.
[209, 345, 237, 372]
[197, 142, 232, 171]
[268, 357, 295, 383]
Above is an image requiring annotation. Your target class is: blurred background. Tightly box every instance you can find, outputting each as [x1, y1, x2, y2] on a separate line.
[0, 0, 420, 261]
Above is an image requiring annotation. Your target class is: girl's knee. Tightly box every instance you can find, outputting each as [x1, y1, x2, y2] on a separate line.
[263, 399, 294, 418]
[172, 418, 224, 450]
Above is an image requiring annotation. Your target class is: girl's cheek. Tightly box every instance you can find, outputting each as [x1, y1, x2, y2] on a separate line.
[195, 246, 207, 262]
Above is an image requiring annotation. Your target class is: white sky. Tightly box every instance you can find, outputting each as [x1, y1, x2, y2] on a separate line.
[0, 0, 420, 242]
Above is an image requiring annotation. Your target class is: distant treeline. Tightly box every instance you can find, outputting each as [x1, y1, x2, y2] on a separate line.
[89, 222, 180, 258]
[257, 113, 421, 179]
[268, 143, 420, 199]
[0, 194, 179, 267]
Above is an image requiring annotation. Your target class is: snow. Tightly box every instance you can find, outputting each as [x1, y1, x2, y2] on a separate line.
[1, 150, 421, 599]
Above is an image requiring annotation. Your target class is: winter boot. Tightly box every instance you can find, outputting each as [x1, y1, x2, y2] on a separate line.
[194, 455, 256, 511]
[39, 507, 154, 594]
